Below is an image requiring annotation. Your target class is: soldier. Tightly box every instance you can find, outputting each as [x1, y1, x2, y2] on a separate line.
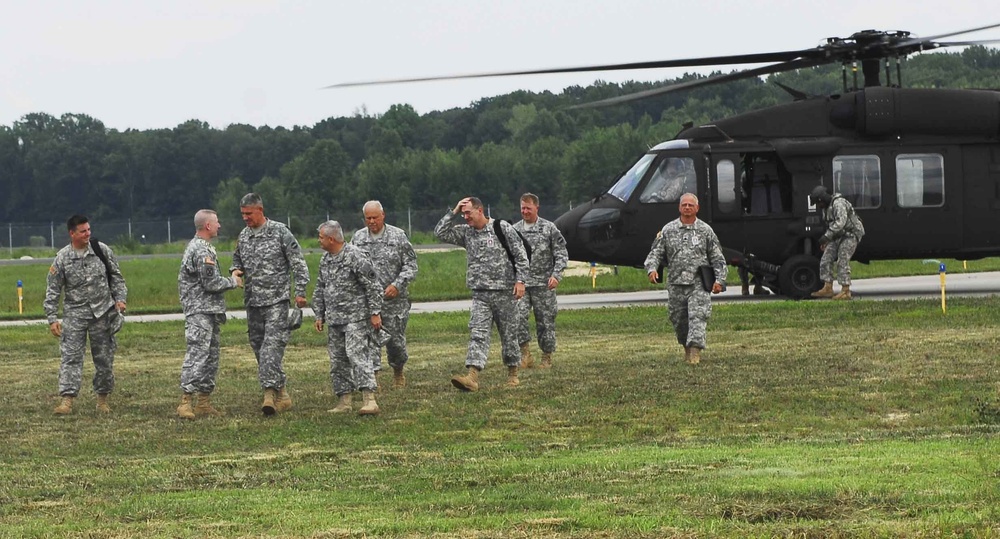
[351, 200, 418, 388]
[313, 221, 384, 415]
[810, 185, 865, 300]
[176, 210, 243, 420]
[435, 196, 529, 391]
[644, 193, 727, 365]
[513, 193, 568, 369]
[44, 215, 128, 415]
[230, 193, 310, 416]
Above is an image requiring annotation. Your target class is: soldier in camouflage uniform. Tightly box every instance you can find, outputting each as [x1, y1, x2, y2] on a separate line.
[513, 193, 568, 369]
[230, 193, 310, 416]
[44, 215, 128, 415]
[644, 194, 727, 365]
[810, 185, 865, 300]
[313, 221, 384, 415]
[435, 196, 529, 391]
[176, 210, 243, 420]
[351, 200, 418, 388]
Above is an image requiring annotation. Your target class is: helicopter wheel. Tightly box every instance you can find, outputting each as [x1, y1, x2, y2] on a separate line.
[777, 254, 821, 300]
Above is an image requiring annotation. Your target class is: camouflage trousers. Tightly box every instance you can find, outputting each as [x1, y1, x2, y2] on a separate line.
[467, 289, 521, 370]
[58, 307, 117, 396]
[667, 284, 713, 350]
[371, 313, 409, 372]
[516, 286, 558, 354]
[247, 301, 289, 390]
[819, 235, 860, 286]
[180, 313, 226, 394]
[327, 320, 377, 395]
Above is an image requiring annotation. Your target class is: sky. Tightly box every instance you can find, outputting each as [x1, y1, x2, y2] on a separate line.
[2, 0, 997, 131]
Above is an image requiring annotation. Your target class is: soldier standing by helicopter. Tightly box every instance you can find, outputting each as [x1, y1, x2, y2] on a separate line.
[810, 185, 865, 300]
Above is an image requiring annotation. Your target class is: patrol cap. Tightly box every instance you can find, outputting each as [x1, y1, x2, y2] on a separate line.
[110, 310, 125, 334]
[287, 307, 303, 331]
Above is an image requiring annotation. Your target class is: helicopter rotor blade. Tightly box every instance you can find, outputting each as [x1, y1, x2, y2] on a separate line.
[892, 22, 1000, 49]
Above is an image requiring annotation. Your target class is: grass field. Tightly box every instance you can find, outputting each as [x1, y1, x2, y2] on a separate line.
[1, 298, 998, 537]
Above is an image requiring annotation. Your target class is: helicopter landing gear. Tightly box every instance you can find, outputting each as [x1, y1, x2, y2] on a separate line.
[777, 254, 822, 300]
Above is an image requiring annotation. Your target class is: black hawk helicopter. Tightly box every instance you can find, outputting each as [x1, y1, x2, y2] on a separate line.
[329, 23, 1000, 298]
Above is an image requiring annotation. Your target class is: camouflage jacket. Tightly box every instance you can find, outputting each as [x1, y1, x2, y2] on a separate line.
[643, 218, 728, 286]
[351, 223, 418, 316]
[312, 243, 383, 325]
[434, 212, 529, 290]
[513, 217, 569, 287]
[822, 195, 865, 242]
[231, 219, 309, 308]
[178, 237, 239, 316]
[44, 241, 128, 324]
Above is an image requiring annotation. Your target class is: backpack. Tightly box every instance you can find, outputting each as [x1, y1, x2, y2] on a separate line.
[492, 219, 532, 269]
[89, 238, 114, 287]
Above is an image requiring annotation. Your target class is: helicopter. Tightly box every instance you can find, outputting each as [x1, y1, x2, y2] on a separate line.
[329, 23, 1000, 298]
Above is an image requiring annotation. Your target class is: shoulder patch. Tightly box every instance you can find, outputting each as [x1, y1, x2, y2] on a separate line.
[49, 265, 57, 275]
[204, 257, 216, 266]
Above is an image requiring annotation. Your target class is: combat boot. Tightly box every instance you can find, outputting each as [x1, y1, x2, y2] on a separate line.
[328, 393, 352, 414]
[540, 352, 553, 368]
[195, 392, 223, 417]
[275, 387, 293, 412]
[688, 347, 702, 365]
[519, 342, 534, 369]
[177, 393, 195, 420]
[358, 391, 380, 415]
[683, 346, 691, 363]
[261, 388, 277, 416]
[832, 285, 852, 300]
[451, 367, 480, 392]
[811, 281, 835, 298]
[54, 396, 74, 415]
[96, 393, 111, 414]
[741, 283, 750, 296]
[392, 367, 406, 388]
[506, 366, 520, 387]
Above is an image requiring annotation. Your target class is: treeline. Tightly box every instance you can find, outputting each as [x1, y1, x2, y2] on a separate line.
[2, 47, 1000, 224]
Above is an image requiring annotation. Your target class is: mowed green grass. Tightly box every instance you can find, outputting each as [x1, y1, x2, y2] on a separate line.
[1, 298, 998, 537]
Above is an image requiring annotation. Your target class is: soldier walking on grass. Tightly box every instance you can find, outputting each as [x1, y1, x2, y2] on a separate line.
[230, 193, 310, 416]
[435, 196, 529, 391]
[313, 221, 384, 415]
[810, 185, 865, 300]
[644, 194, 727, 365]
[44, 215, 128, 415]
[176, 210, 243, 419]
[513, 193, 568, 369]
[351, 200, 418, 388]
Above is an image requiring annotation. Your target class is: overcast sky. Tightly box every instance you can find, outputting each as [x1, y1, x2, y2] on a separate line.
[1, 0, 996, 131]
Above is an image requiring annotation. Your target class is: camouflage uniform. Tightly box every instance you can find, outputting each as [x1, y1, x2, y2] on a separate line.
[44, 241, 128, 397]
[819, 194, 865, 286]
[435, 212, 529, 370]
[351, 223, 418, 372]
[178, 237, 239, 394]
[231, 219, 309, 390]
[644, 218, 727, 350]
[513, 217, 568, 354]
[312, 243, 384, 395]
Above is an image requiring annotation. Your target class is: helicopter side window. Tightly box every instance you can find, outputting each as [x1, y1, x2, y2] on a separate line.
[608, 153, 655, 202]
[833, 155, 881, 209]
[896, 153, 944, 207]
[717, 159, 738, 214]
[639, 157, 696, 203]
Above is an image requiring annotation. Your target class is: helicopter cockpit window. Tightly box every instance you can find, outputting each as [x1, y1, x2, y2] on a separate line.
[608, 153, 655, 202]
[833, 155, 881, 209]
[639, 157, 696, 203]
[896, 154, 944, 207]
[716, 159, 738, 214]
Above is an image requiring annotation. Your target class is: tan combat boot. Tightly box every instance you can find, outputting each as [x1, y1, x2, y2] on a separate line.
[358, 391, 380, 415]
[683, 346, 691, 363]
[392, 367, 406, 388]
[811, 281, 835, 298]
[96, 393, 111, 414]
[327, 393, 352, 414]
[832, 285, 852, 300]
[275, 387, 293, 412]
[54, 396, 74, 415]
[261, 388, 277, 416]
[177, 393, 196, 420]
[506, 365, 520, 388]
[688, 347, 702, 365]
[451, 367, 480, 392]
[195, 392, 223, 417]
[519, 342, 534, 369]
[540, 352, 553, 368]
